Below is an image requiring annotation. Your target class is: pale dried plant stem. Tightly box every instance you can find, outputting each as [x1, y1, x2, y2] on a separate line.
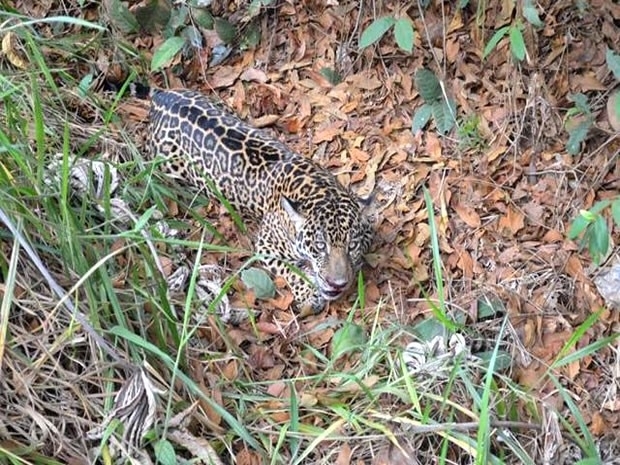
[0, 206, 126, 364]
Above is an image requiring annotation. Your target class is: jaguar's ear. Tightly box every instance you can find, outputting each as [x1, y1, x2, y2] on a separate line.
[357, 191, 375, 213]
[281, 196, 305, 231]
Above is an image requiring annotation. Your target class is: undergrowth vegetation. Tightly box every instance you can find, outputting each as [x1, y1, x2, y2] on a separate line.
[0, 1, 619, 464]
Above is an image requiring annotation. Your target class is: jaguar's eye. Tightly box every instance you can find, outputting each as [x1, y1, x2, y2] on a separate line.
[316, 239, 327, 252]
[348, 239, 359, 252]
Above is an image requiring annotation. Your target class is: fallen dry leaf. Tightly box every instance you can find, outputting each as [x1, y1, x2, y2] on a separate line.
[453, 203, 481, 228]
[498, 207, 525, 234]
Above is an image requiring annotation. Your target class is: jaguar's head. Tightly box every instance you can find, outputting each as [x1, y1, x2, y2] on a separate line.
[282, 194, 373, 302]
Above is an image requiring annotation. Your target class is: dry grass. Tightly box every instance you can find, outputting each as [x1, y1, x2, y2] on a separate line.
[1, 1, 619, 464]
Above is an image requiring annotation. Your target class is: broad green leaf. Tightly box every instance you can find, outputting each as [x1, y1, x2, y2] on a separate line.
[411, 103, 432, 132]
[415, 68, 441, 102]
[567, 214, 591, 239]
[569, 93, 590, 113]
[181, 25, 202, 48]
[483, 25, 510, 60]
[331, 323, 367, 358]
[214, 17, 236, 44]
[457, 0, 470, 8]
[589, 200, 611, 215]
[509, 25, 526, 61]
[611, 198, 620, 227]
[359, 16, 396, 49]
[412, 317, 445, 341]
[193, 8, 214, 29]
[476, 351, 513, 371]
[247, 0, 265, 19]
[320, 67, 342, 85]
[430, 98, 457, 134]
[589, 215, 609, 265]
[565, 118, 591, 155]
[104, 0, 139, 33]
[523, 0, 544, 28]
[241, 267, 275, 299]
[477, 297, 505, 319]
[151, 36, 186, 71]
[239, 23, 261, 50]
[134, 0, 172, 32]
[154, 439, 176, 465]
[394, 18, 414, 53]
[77, 73, 94, 97]
[606, 48, 620, 81]
[165, 5, 189, 36]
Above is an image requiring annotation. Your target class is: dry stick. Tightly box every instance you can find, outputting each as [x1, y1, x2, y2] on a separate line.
[371, 411, 542, 433]
[0, 206, 127, 365]
[384, 420, 543, 434]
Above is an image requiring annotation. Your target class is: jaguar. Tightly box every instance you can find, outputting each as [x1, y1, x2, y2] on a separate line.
[147, 89, 373, 313]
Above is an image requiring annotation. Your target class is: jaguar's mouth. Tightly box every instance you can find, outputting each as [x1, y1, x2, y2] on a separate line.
[321, 288, 344, 300]
[318, 279, 350, 301]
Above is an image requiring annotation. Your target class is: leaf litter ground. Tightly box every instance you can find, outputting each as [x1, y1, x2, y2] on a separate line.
[0, 0, 619, 463]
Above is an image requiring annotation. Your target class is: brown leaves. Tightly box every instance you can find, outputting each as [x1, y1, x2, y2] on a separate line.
[498, 207, 525, 235]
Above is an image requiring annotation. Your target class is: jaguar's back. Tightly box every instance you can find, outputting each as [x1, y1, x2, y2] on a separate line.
[149, 90, 344, 216]
[147, 89, 373, 313]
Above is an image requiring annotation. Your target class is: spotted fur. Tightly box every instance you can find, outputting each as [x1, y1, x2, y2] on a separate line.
[148, 89, 373, 313]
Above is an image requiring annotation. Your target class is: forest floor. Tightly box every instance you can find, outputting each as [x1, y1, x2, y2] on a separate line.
[0, 0, 619, 464]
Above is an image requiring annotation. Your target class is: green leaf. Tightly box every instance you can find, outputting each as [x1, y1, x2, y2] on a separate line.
[565, 118, 591, 155]
[567, 213, 591, 239]
[522, 0, 544, 28]
[77, 73, 94, 97]
[359, 16, 396, 49]
[569, 93, 590, 113]
[164, 5, 188, 37]
[412, 317, 445, 341]
[430, 98, 457, 134]
[247, 0, 265, 19]
[214, 18, 236, 44]
[393, 18, 414, 53]
[193, 7, 214, 29]
[589, 215, 609, 265]
[151, 36, 186, 71]
[509, 25, 526, 61]
[457, 0, 470, 8]
[320, 67, 342, 85]
[476, 350, 513, 371]
[415, 68, 442, 102]
[134, 0, 172, 33]
[105, 0, 139, 33]
[241, 267, 275, 299]
[483, 25, 510, 60]
[411, 103, 432, 132]
[331, 323, 367, 358]
[589, 199, 611, 215]
[611, 199, 620, 227]
[154, 439, 176, 465]
[477, 296, 505, 319]
[606, 48, 620, 81]
[181, 25, 202, 48]
[239, 23, 261, 50]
